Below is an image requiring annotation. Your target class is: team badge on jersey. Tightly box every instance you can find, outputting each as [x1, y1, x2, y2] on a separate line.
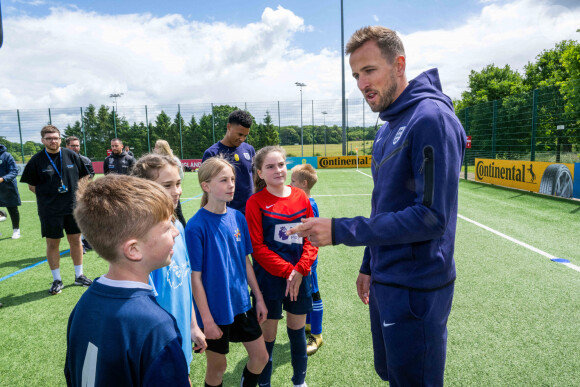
[234, 154, 240, 162]
[243, 152, 250, 160]
[393, 126, 406, 145]
[67, 164, 74, 168]
[274, 222, 303, 245]
[234, 228, 241, 242]
[166, 261, 189, 289]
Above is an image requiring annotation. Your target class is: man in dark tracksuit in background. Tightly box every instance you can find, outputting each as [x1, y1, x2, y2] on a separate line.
[104, 138, 135, 175]
[289, 26, 466, 386]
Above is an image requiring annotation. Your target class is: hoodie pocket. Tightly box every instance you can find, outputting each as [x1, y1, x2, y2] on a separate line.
[419, 146, 434, 207]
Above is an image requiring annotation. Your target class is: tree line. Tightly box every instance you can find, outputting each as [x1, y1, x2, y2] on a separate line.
[2, 104, 378, 161]
[454, 37, 580, 162]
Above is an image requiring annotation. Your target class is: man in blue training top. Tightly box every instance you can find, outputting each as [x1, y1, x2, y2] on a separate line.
[202, 110, 255, 214]
[289, 26, 466, 386]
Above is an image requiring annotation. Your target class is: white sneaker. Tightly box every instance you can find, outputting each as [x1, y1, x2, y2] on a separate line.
[12, 229, 20, 239]
[294, 383, 308, 387]
[0, 215, 6, 222]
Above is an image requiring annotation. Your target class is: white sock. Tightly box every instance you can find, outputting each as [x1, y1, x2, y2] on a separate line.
[74, 265, 83, 278]
[51, 269, 62, 282]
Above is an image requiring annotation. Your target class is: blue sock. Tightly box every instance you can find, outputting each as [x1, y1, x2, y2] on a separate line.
[258, 340, 275, 387]
[311, 299, 324, 335]
[287, 326, 308, 385]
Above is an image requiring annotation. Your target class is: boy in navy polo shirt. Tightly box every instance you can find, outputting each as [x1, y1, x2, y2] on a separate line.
[65, 175, 189, 386]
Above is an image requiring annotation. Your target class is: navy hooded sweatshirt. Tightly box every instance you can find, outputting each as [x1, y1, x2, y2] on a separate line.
[333, 69, 466, 290]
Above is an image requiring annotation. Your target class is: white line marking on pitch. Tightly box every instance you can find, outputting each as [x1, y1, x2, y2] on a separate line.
[354, 168, 579, 273]
[458, 214, 580, 273]
[356, 169, 372, 178]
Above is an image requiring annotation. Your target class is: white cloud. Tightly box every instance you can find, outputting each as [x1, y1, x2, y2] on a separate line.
[373, 15, 379, 22]
[0, 0, 578, 116]
[399, 0, 580, 100]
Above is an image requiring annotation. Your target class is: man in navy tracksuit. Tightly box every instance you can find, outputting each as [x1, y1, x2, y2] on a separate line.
[289, 26, 465, 385]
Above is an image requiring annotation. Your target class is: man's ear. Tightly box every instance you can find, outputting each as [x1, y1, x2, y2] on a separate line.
[226, 122, 231, 132]
[121, 238, 143, 262]
[395, 55, 406, 76]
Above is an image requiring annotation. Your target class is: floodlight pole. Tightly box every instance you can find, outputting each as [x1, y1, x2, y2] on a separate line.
[295, 82, 307, 156]
[340, 0, 347, 156]
[109, 93, 123, 138]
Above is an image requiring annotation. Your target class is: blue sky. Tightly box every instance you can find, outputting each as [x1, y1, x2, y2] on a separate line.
[1, 0, 579, 111]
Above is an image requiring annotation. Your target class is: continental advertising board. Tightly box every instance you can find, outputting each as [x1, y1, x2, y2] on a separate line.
[475, 158, 575, 198]
[317, 155, 372, 169]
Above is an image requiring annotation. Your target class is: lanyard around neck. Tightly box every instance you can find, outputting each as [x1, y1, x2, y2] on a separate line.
[45, 148, 63, 182]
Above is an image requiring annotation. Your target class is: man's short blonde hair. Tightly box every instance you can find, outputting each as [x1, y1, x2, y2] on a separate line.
[291, 164, 318, 190]
[346, 26, 405, 63]
[74, 175, 173, 262]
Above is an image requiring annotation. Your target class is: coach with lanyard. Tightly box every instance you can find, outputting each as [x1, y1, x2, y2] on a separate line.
[21, 125, 92, 295]
[289, 27, 466, 386]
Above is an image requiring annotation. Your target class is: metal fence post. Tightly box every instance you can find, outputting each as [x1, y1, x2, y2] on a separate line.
[48, 108, 52, 125]
[464, 107, 469, 180]
[277, 101, 281, 134]
[178, 104, 183, 159]
[362, 98, 365, 155]
[530, 89, 538, 161]
[311, 100, 314, 156]
[492, 100, 497, 158]
[17, 109, 25, 162]
[211, 103, 215, 144]
[80, 107, 87, 156]
[145, 105, 151, 152]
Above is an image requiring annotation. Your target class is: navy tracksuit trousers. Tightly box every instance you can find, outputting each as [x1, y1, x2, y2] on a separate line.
[369, 281, 454, 386]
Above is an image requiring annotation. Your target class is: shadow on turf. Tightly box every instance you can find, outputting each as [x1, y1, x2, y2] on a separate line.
[0, 284, 76, 307]
[222, 341, 291, 385]
[0, 255, 47, 270]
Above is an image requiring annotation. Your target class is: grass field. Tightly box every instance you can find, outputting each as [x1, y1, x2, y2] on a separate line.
[1, 169, 579, 386]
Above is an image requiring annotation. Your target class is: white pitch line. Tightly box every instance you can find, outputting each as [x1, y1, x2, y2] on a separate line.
[458, 214, 580, 273]
[354, 168, 579, 273]
[356, 169, 372, 178]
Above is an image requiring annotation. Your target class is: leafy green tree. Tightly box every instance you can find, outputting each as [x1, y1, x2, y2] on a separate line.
[455, 64, 524, 112]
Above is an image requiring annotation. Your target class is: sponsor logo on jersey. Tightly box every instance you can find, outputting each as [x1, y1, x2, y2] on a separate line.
[234, 228, 241, 242]
[243, 152, 251, 160]
[273, 222, 303, 245]
[234, 154, 240, 162]
[393, 126, 406, 145]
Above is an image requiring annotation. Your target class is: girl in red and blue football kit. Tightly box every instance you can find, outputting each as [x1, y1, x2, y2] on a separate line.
[245, 146, 317, 387]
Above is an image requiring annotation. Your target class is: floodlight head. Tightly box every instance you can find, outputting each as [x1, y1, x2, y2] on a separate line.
[295, 82, 307, 87]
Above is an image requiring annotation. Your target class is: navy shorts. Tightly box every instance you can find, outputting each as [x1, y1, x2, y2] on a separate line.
[260, 294, 313, 320]
[369, 281, 454, 386]
[202, 308, 263, 355]
[41, 214, 81, 239]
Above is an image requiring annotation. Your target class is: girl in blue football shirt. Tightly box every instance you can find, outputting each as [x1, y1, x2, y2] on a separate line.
[132, 154, 207, 373]
[186, 156, 268, 387]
